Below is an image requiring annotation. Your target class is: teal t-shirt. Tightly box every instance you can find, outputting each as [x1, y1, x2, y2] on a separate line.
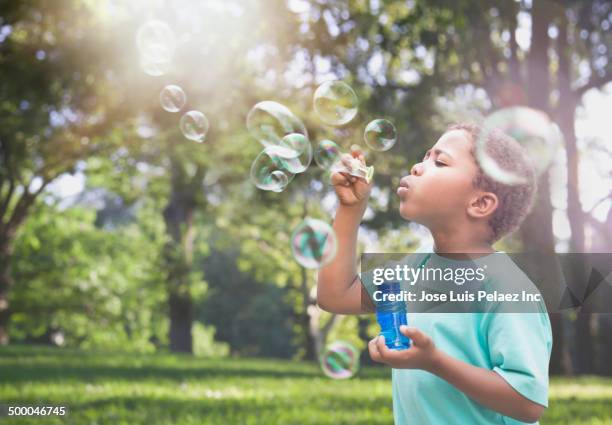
[361, 250, 553, 425]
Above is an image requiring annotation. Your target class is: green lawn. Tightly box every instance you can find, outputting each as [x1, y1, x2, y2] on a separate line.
[1, 345, 611, 424]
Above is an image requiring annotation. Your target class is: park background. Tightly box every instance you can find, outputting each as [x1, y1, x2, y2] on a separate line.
[0, 0, 611, 423]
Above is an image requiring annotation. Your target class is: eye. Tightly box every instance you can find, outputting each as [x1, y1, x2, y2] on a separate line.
[435, 160, 447, 167]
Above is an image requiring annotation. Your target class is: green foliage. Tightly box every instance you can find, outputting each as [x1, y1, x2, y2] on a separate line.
[1, 345, 612, 424]
[197, 248, 297, 359]
[10, 201, 167, 352]
[191, 322, 229, 358]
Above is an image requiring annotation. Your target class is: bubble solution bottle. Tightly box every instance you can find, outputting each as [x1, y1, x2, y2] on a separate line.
[376, 282, 411, 350]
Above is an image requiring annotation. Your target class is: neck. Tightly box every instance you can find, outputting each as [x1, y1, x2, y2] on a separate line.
[429, 226, 494, 254]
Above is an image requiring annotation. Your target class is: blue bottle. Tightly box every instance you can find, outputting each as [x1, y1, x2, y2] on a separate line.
[376, 282, 411, 350]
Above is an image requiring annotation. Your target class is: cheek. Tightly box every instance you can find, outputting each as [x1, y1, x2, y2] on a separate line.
[421, 173, 473, 206]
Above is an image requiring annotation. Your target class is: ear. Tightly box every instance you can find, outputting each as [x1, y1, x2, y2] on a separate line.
[467, 191, 498, 219]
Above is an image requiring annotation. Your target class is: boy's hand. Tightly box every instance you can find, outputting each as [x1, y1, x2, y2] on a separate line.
[368, 326, 441, 372]
[330, 149, 372, 208]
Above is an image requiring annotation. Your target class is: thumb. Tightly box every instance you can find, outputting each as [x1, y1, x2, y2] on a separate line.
[400, 326, 426, 345]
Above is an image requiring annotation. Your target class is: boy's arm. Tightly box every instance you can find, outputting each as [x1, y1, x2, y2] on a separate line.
[316, 151, 375, 315]
[369, 327, 545, 423]
[317, 204, 375, 314]
[429, 348, 545, 423]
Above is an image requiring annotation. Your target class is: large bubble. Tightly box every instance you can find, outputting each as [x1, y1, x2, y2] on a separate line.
[319, 341, 360, 379]
[290, 218, 337, 269]
[180, 110, 209, 142]
[136, 20, 176, 76]
[364, 119, 397, 151]
[476, 107, 561, 185]
[313, 81, 358, 126]
[279, 133, 312, 173]
[246, 101, 308, 147]
[140, 55, 171, 77]
[314, 139, 341, 170]
[250, 146, 299, 192]
[136, 20, 176, 62]
[160, 85, 186, 113]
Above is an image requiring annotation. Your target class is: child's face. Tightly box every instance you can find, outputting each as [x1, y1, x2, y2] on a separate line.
[397, 129, 480, 227]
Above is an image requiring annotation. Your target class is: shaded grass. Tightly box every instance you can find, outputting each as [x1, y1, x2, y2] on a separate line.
[1, 345, 611, 424]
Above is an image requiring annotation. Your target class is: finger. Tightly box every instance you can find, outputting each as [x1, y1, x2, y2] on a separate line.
[375, 336, 409, 361]
[340, 153, 353, 168]
[400, 326, 428, 346]
[376, 334, 388, 357]
[353, 177, 371, 190]
[330, 172, 349, 186]
[368, 337, 383, 362]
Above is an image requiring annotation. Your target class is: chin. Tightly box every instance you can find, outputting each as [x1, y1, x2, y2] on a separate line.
[399, 204, 417, 221]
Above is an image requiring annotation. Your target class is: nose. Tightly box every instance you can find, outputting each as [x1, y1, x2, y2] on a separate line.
[410, 162, 423, 176]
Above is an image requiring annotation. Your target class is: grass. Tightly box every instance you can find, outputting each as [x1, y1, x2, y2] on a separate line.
[1, 345, 611, 424]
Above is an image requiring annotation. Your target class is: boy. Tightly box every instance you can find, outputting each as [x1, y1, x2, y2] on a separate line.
[317, 123, 552, 424]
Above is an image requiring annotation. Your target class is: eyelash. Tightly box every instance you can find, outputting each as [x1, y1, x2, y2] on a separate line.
[423, 154, 447, 167]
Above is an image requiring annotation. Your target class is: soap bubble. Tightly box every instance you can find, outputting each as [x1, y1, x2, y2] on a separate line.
[180, 110, 209, 142]
[476, 107, 561, 185]
[268, 170, 289, 191]
[160, 85, 186, 113]
[140, 55, 171, 77]
[250, 146, 299, 192]
[291, 218, 337, 268]
[313, 81, 358, 126]
[247, 101, 308, 147]
[136, 20, 175, 77]
[319, 341, 360, 379]
[364, 119, 397, 151]
[314, 139, 341, 170]
[278, 133, 312, 173]
[136, 20, 176, 64]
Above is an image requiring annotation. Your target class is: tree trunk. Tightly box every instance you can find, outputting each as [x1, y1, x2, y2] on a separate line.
[299, 267, 316, 361]
[518, 0, 568, 375]
[167, 290, 193, 353]
[557, 11, 593, 374]
[163, 159, 196, 354]
[598, 209, 612, 375]
[0, 192, 39, 346]
[0, 236, 14, 346]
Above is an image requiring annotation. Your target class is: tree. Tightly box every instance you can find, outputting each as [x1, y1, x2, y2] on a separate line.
[0, 1, 136, 344]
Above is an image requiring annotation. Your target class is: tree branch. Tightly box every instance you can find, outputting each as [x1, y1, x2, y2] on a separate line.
[0, 179, 15, 226]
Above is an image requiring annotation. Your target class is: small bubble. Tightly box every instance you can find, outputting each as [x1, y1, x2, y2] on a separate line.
[250, 146, 298, 192]
[180, 110, 209, 142]
[290, 218, 337, 268]
[160, 85, 186, 113]
[313, 81, 358, 126]
[364, 119, 397, 151]
[319, 341, 360, 379]
[314, 139, 341, 170]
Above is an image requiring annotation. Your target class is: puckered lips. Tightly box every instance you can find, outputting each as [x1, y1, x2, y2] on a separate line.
[397, 177, 412, 197]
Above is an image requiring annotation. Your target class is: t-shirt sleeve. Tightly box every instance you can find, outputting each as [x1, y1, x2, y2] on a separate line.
[486, 310, 553, 408]
[358, 267, 377, 301]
